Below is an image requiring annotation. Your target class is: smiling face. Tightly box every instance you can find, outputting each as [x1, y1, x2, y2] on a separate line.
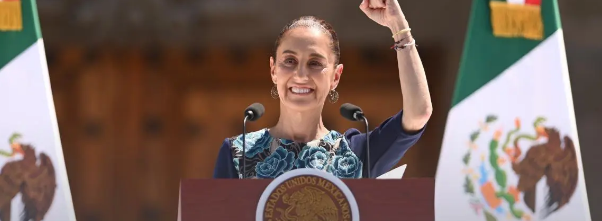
[270, 18, 343, 111]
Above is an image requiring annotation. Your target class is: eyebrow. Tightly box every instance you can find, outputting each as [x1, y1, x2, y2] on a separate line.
[282, 50, 327, 60]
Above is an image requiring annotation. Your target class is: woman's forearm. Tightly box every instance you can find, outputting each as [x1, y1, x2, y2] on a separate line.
[389, 19, 433, 132]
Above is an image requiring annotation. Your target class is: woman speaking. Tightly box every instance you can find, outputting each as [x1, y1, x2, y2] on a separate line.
[213, 0, 432, 179]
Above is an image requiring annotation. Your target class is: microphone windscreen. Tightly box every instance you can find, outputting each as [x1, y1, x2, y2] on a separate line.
[340, 103, 363, 121]
[245, 103, 265, 121]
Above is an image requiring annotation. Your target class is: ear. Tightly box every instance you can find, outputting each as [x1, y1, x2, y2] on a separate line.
[332, 64, 343, 90]
[270, 56, 277, 84]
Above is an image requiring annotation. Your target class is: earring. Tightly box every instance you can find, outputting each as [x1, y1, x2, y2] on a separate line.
[271, 84, 279, 99]
[328, 89, 339, 103]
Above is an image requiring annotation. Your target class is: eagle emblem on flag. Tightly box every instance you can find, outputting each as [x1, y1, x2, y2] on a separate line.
[0, 0, 22, 31]
[489, 0, 544, 40]
[461, 115, 579, 220]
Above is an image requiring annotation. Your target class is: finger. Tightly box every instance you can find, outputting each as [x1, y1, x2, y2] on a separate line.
[369, 0, 386, 8]
[360, 1, 378, 19]
[359, 0, 370, 11]
[359, 0, 372, 14]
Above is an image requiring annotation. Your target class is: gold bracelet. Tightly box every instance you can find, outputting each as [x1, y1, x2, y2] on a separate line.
[392, 28, 411, 38]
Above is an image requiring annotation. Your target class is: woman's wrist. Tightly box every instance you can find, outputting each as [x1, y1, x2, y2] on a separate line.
[388, 18, 410, 34]
[388, 18, 411, 42]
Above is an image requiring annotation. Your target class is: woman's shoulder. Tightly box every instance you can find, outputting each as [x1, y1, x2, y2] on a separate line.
[219, 128, 272, 150]
[343, 111, 426, 138]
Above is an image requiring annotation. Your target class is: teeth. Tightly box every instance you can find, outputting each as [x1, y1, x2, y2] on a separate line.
[291, 87, 311, 94]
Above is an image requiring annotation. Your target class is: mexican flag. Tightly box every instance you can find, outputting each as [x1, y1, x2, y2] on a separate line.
[1, 0, 76, 220]
[434, 0, 591, 221]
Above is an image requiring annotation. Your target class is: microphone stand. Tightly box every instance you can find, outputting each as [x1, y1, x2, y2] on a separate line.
[355, 112, 371, 179]
[240, 102, 264, 179]
[242, 115, 250, 179]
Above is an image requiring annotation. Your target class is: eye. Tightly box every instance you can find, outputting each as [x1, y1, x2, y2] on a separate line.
[283, 58, 297, 66]
[308, 60, 324, 68]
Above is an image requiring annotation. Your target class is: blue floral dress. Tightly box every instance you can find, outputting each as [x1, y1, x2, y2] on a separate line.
[213, 111, 426, 179]
[231, 129, 362, 179]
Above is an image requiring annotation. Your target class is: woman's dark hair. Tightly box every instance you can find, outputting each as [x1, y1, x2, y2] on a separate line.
[273, 16, 341, 65]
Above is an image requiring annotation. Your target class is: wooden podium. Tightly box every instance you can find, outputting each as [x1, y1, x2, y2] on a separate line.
[178, 175, 434, 220]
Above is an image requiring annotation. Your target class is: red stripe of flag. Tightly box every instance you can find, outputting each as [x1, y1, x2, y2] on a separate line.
[525, 0, 541, 5]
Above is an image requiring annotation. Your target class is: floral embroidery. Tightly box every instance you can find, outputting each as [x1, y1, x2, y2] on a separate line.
[232, 130, 273, 158]
[295, 146, 330, 170]
[230, 128, 363, 179]
[256, 147, 295, 178]
[328, 151, 363, 178]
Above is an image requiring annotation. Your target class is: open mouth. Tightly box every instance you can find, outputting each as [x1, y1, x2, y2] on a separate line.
[289, 87, 314, 95]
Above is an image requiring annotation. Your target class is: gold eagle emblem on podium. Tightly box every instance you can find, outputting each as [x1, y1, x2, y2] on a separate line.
[258, 172, 357, 221]
[276, 186, 338, 221]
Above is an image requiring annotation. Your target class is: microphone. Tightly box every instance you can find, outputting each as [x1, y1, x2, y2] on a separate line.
[244, 103, 265, 122]
[340, 103, 371, 178]
[241, 103, 265, 179]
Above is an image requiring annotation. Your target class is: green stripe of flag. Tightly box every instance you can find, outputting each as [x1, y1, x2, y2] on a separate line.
[0, 0, 43, 69]
[451, 0, 562, 107]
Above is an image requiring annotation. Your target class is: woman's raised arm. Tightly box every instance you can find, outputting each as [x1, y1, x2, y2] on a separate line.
[359, 0, 432, 132]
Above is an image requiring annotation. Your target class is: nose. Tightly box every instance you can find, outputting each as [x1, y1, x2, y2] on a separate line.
[293, 65, 309, 80]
